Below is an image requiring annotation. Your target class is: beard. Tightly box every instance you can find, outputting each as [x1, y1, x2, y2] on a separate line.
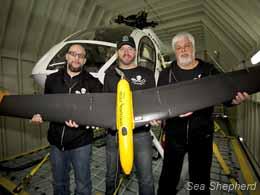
[177, 54, 193, 66]
[119, 58, 133, 66]
[68, 63, 82, 73]
[118, 54, 135, 66]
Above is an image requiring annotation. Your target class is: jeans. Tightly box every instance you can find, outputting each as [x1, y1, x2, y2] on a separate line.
[105, 130, 154, 195]
[50, 144, 92, 195]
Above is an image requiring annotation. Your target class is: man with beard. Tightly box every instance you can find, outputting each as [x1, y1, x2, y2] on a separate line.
[104, 35, 158, 195]
[157, 32, 249, 195]
[31, 44, 102, 195]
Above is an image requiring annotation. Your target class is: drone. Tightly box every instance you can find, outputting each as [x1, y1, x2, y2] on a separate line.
[114, 10, 159, 29]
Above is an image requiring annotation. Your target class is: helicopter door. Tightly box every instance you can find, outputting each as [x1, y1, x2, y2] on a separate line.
[137, 36, 156, 72]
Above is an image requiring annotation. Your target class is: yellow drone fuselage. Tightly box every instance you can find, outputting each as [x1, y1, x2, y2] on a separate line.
[116, 78, 134, 175]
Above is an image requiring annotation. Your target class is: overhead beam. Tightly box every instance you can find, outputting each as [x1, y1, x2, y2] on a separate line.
[99, 10, 114, 26]
[155, 15, 202, 33]
[203, 18, 244, 62]
[88, 6, 105, 28]
[36, 0, 56, 59]
[148, 1, 203, 21]
[205, 0, 252, 53]
[83, 0, 97, 29]
[155, 22, 202, 35]
[17, 0, 35, 95]
[72, 0, 88, 33]
[52, 0, 73, 44]
[0, 0, 13, 52]
[203, 3, 248, 57]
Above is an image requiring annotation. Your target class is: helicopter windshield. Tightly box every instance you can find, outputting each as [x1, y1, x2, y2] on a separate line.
[66, 26, 133, 43]
[47, 43, 116, 73]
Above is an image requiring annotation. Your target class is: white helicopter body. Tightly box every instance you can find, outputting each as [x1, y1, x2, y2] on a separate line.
[32, 26, 167, 88]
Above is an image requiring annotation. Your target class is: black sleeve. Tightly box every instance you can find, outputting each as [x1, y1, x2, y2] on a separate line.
[145, 69, 156, 88]
[44, 76, 52, 94]
[150, 75, 156, 88]
[90, 78, 103, 93]
[209, 65, 221, 75]
[103, 73, 111, 92]
[157, 68, 170, 86]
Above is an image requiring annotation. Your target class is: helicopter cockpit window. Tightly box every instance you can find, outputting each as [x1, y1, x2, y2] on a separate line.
[47, 45, 68, 70]
[137, 36, 156, 72]
[47, 43, 116, 73]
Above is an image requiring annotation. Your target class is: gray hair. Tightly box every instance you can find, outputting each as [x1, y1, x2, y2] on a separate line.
[172, 32, 195, 54]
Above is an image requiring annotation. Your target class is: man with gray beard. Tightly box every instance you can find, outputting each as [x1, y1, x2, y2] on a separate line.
[157, 32, 248, 195]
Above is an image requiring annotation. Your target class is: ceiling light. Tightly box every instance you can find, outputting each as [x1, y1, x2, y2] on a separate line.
[251, 50, 260, 65]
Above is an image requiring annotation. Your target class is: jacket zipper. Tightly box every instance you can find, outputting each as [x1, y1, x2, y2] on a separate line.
[60, 81, 79, 151]
[170, 68, 191, 144]
[186, 119, 190, 144]
[60, 126, 66, 151]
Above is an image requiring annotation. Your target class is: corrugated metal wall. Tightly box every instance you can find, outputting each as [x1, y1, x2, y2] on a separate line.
[236, 96, 260, 174]
[0, 55, 48, 160]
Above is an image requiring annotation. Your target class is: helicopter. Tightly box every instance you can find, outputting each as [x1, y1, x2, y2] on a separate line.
[32, 25, 167, 88]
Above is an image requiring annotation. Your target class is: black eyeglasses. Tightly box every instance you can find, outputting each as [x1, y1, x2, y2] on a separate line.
[68, 51, 86, 59]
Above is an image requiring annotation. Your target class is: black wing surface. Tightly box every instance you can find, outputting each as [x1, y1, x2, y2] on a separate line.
[133, 65, 260, 127]
[0, 93, 116, 129]
[0, 65, 260, 129]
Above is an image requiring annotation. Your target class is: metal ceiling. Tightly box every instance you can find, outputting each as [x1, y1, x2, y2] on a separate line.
[0, 0, 260, 69]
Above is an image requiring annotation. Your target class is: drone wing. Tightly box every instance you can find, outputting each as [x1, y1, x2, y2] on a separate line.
[1, 65, 260, 129]
[132, 65, 260, 127]
[0, 92, 116, 129]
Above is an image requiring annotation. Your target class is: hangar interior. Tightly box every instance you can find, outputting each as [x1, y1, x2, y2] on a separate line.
[0, 0, 260, 194]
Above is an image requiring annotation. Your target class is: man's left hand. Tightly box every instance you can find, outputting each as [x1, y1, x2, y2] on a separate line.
[232, 92, 249, 105]
[149, 120, 162, 127]
[65, 120, 79, 128]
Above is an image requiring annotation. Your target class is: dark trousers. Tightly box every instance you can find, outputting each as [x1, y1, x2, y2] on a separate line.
[158, 131, 213, 195]
[105, 131, 154, 195]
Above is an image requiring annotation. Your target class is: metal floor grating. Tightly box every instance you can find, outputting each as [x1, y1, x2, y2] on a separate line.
[0, 133, 252, 195]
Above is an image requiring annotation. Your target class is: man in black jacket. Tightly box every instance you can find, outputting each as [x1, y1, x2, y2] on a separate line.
[104, 35, 158, 195]
[31, 44, 102, 195]
[157, 32, 249, 195]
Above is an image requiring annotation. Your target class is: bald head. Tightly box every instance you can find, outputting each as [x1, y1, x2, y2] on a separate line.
[66, 44, 87, 74]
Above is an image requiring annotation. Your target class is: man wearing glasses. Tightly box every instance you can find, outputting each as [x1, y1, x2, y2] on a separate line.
[31, 44, 102, 195]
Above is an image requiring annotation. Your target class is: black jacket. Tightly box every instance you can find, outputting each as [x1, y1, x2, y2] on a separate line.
[158, 59, 220, 144]
[44, 68, 102, 150]
[104, 66, 155, 133]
